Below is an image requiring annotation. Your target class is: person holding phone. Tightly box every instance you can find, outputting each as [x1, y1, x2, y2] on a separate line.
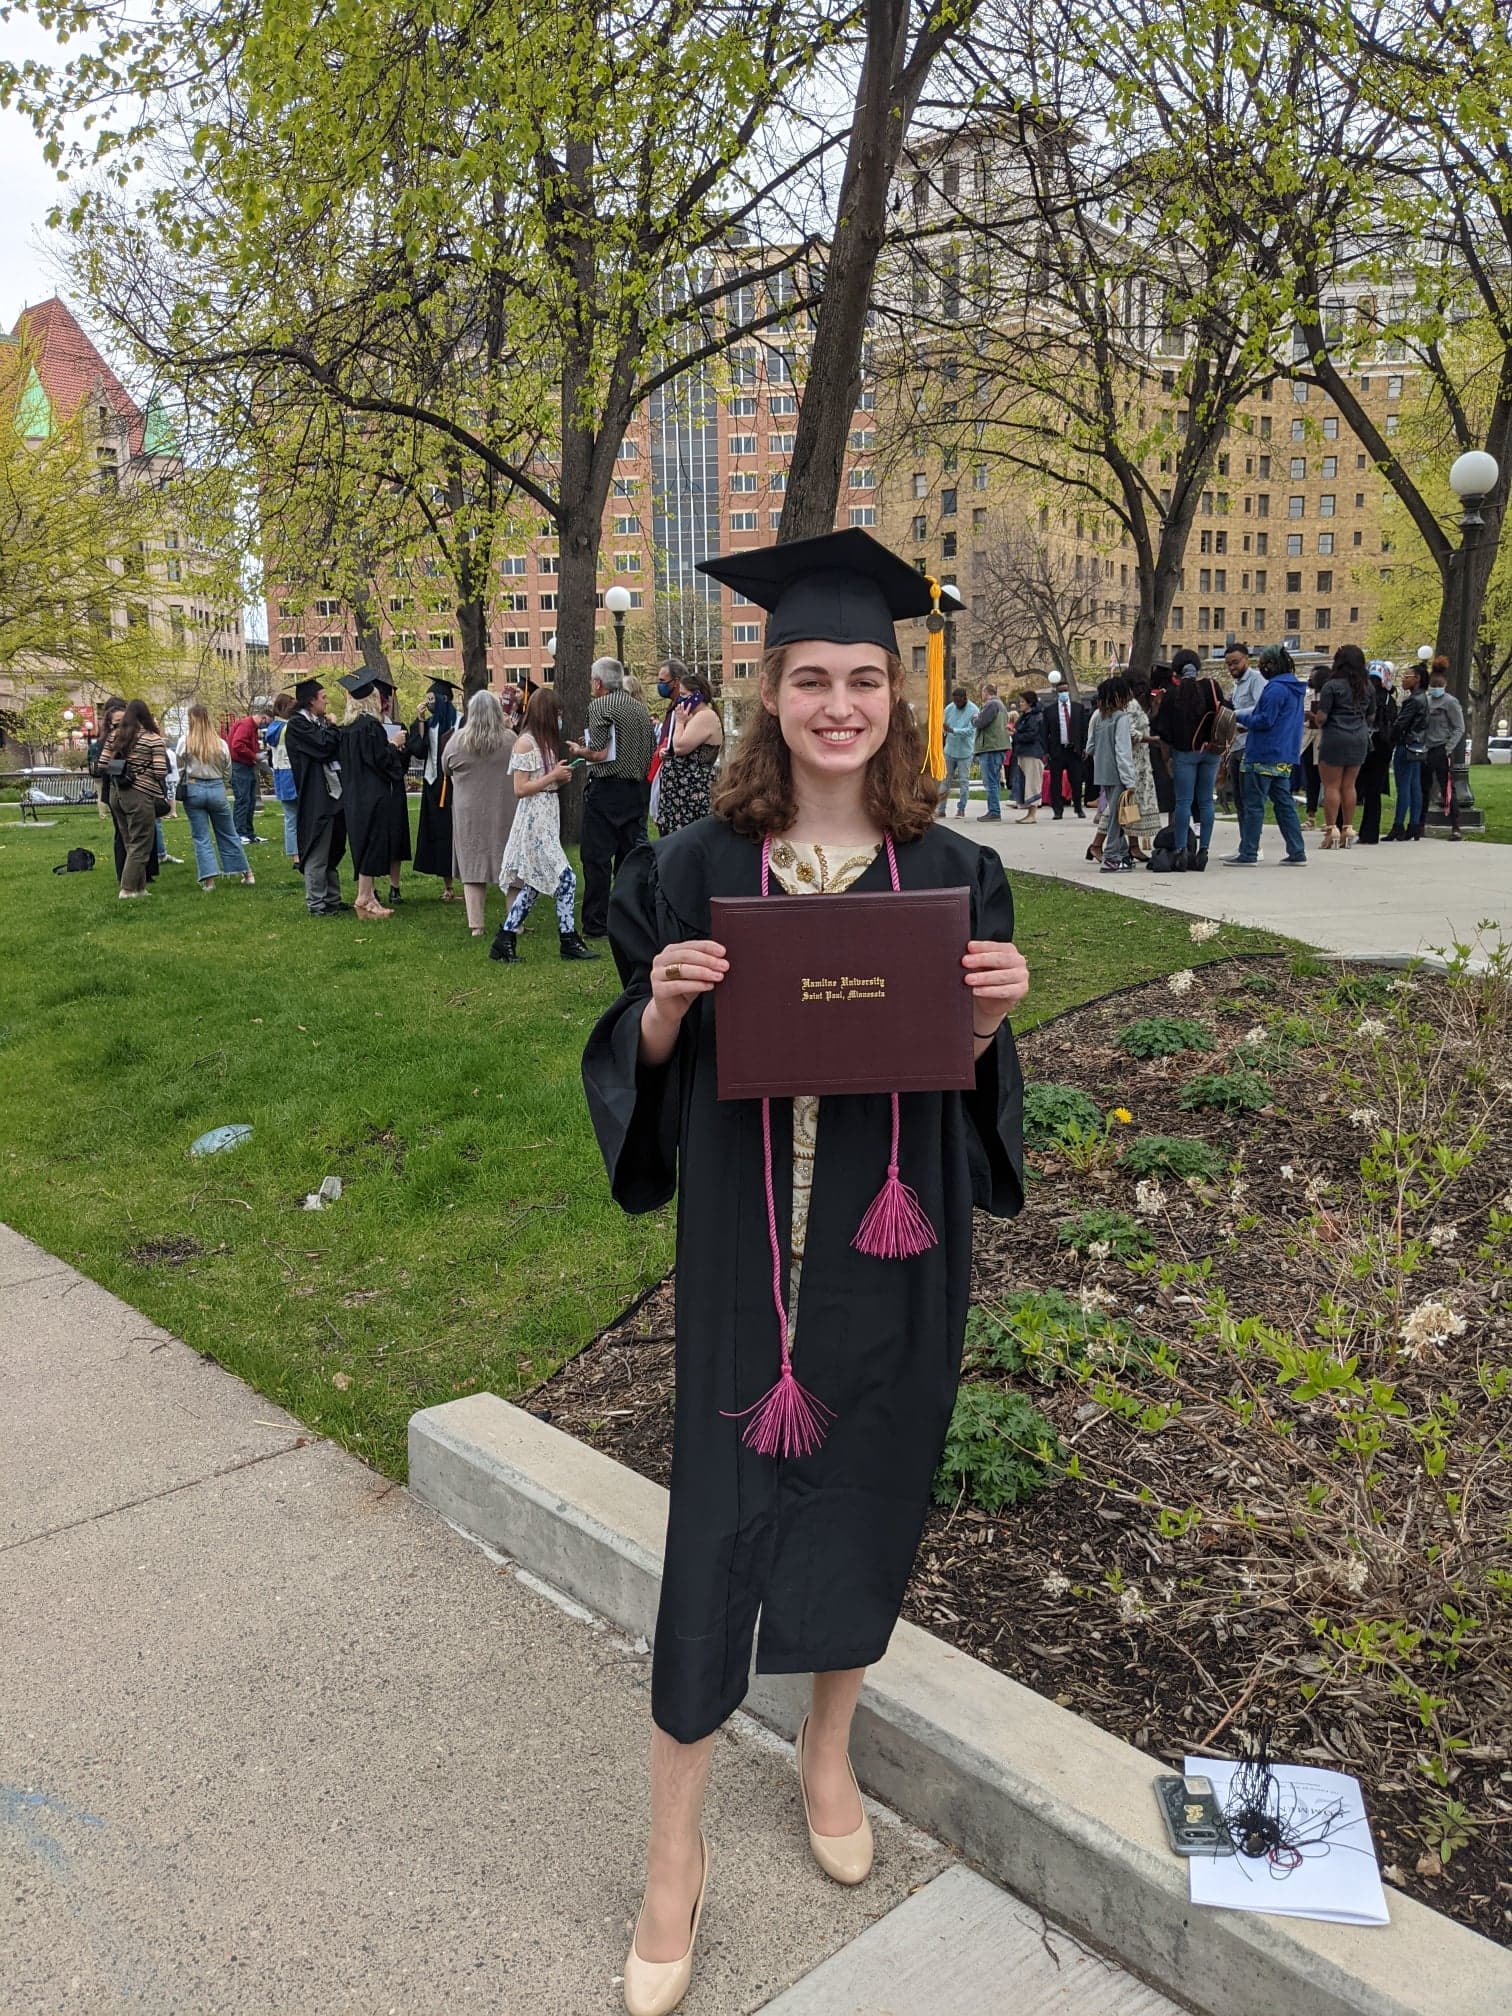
[582, 529, 1027, 2016]
[491, 686, 599, 962]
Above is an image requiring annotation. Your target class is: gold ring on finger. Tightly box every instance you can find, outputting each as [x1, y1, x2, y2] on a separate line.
[667, 962, 681, 982]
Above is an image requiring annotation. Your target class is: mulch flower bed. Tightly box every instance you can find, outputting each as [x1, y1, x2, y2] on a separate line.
[536, 947, 1512, 1946]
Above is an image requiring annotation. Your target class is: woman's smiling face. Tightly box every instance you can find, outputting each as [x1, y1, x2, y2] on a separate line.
[762, 641, 894, 783]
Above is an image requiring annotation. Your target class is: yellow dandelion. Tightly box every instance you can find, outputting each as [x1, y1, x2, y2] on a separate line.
[1113, 1107, 1133, 1125]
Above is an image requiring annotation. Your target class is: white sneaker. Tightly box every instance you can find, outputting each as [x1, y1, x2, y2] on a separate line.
[242, 871, 256, 886]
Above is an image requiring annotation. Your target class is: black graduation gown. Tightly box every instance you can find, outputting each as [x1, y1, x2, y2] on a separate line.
[284, 711, 347, 867]
[340, 715, 412, 876]
[582, 817, 1025, 1744]
[406, 718, 456, 878]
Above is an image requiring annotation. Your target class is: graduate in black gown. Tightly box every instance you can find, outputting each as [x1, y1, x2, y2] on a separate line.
[406, 676, 459, 897]
[283, 676, 347, 916]
[337, 669, 411, 920]
[583, 529, 1028, 2016]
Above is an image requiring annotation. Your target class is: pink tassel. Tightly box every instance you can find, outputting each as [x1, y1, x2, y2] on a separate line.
[725, 1357, 835, 1459]
[854, 1163, 937, 1258]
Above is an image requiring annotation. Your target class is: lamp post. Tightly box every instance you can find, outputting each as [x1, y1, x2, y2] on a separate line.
[1446, 450, 1499, 823]
[604, 583, 633, 670]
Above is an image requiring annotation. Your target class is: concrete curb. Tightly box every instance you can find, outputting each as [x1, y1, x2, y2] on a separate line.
[409, 1394, 1512, 2016]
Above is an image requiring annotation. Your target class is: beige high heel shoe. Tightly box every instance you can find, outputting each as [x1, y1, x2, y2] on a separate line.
[623, 1834, 709, 2016]
[795, 1715, 873, 1885]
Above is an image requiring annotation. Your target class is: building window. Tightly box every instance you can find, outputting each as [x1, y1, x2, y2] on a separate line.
[1258, 455, 1271, 478]
[500, 556, 526, 576]
[972, 507, 987, 530]
[539, 593, 558, 611]
[1256, 494, 1270, 518]
[501, 630, 529, 650]
[1314, 608, 1331, 630]
[732, 623, 760, 643]
[1198, 606, 1210, 631]
[395, 631, 417, 650]
[732, 660, 757, 679]
[278, 635, 305, 656]
[613, 477, 639, 497]
[539, 554, 559, 573]
[1320, 456, 1337, 478]
[1286, 571, 1302, 593]
[1387, 374, 1403, 399]
[1318, 532, 1334, 554]
[1199, 568, 1212, 593]
[972, 463, 988, 490]
[1285, 608, 1300, 630]
[1253, 607, 1265, 630]
[1316, 570, 1333, 592]
[912, 472, 927, 499]
[428, 631, 456, 651]
[942, 531, 957, 557]
[769, 511, 782, 529]
[1293, 382, 1308, 402]
[849, 506, 876, 526]
[1349, 606, 1359, 623]
[1256, 532, 1269, 555]
[1287, 532, 1303, 555]
[770, 394, 797, 416]
[1170, 606, 1183, 629]
[612, 516, 638, 536]
[164, 557, 182, 582]
[848, 467, 875, 489]
[849, 428, 876, 452]
[617, 438, 639, 458]
[769, 433, 795, 454]
[1385, 413, 1400, 435]
[1323, 416, 1339, 439]
[730, 471, 758, 493]
[941, 487, 958, 515]
[1288, 495, 1305, 518]
[1319, 494, 1336, 517]
[769, 471, 786, 492]
[1289, 457, 1306, 479]
[1200, 530, 1212, 555]
[729, 434, 756, 455]
[314, 597, 341, 618]
[316, 634, 343, 654]
[730, 511, 757, 531]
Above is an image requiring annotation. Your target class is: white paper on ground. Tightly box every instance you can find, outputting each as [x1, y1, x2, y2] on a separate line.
[1184, 1754, 1390, 1927]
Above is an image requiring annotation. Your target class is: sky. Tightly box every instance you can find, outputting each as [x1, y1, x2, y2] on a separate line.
[0, 18, 74, 325]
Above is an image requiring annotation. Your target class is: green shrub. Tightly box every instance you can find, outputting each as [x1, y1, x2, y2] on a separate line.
[964, 1288, 1151, 1383]
[1057, 1207, 1155, 1260]
[1290, 952, 1328, 979]
[1023, 1082, 1103, 1148]
[1178, 1069, 1272, 1114]
[1242, 971, 1280, 995]
[1120, 1133, 1225, 1181]
[933, 1384, 1063, 1512]
[1119, 1015, 1217, 1059]
[1324, 972, 1397, 1012]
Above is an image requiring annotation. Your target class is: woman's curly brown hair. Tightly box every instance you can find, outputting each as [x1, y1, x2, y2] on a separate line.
[713, 646, 939, 841]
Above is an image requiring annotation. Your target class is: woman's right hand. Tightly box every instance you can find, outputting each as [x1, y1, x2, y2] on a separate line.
[545, 761, 574, 789]
[648, 940, 728, 1024]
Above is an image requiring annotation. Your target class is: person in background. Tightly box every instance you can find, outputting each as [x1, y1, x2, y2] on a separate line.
[568, 656, 655, 939]
[1010, 686, 1047, 822]
[226, 697, 271, 845]
[647, 658, 684, 829]
[1145, 663, 1176, 818]
[285, 676, 348, 916]
[1421, 655, 1466, 841]
[1223, 645, 1308, 867]
[91, 697, 156, 888]
[1299, 667, 1327, 826]
[1152, 648, 1224, 869]
[939, 684, 979, 816]
[338, 670, 411, 918]
[1355, 665, 1397, 844]
[102, 699, 169, 898]
[264, 691, 301, 864]
[500, 683, 524, 730]
[176, 702, 255, 891]
[155, 740, 185, 865]
[1042, 669, 1089, 819]
[1123, 678, 1162, 864]
[1384, 662, 1430, 842]
[1004, 701, 1025, 807]
[1222, 642, 1264, 812]
[493, 685, 599, 963]
[407, 676, 461, 900]
[443, 687, 518, 937]
[656, 668, 723, 834]
[1312, 642, 1376, 849]
[972, 681, 1011, 821]
[1088, 675, 1137, 871]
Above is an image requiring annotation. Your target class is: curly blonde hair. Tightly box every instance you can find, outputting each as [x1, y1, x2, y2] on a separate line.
[713, 646, 938, 842]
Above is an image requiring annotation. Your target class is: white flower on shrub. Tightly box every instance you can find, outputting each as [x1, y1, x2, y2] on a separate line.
[1400, 1300, 1467, 1353]
[1086, 1238, 1112, 1262]
[1340, 1557, 1368, 1596]
[1042, 1569, 1071, 1599]
[1356, 1017, 1388, 1039]
[1427, 1224, 1458, 1249]
[1242, 1024, 1267, 1048]
[1347, 1106, 1381, 1129]
[1134, 1177, 1168, 1216]
[1280, 1163, 1295, 1181]
[1118, 1582, 1150, 1623]
[1188, 919, 1220, 943]
[1168, 969, 1196, 996]
[1080, 1284, 1117, 1313]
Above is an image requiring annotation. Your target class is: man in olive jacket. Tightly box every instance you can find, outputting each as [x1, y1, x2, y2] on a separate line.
[973, 682, 1012, 820]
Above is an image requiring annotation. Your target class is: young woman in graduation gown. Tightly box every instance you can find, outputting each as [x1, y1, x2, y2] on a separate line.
[406, 677, 459, 897]
[582, 529, 1028, 2016]
[337, 671, 412, 921]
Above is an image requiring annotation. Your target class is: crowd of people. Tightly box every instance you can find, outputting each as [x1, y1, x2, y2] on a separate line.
[86, 656, 726, 956]
[934, 642, 1471, 870]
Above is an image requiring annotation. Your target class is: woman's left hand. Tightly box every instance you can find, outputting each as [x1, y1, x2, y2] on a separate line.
[963, 940, 1030, 1033]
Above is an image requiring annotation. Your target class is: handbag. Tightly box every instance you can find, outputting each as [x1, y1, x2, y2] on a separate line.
[1117, 787, 1142, 829]
[175, 772, 190, 804]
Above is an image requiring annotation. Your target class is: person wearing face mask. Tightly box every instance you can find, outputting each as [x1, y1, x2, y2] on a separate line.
[1420, 655, 1466, 840]
[655, 668, 724, 834]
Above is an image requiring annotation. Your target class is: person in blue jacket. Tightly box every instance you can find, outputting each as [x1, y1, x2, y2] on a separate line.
[264, 692, 301, 863]
[1223, 646, 1308, 866]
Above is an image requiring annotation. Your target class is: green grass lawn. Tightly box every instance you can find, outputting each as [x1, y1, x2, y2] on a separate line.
[0, 800, 1291, 1479]
[1464, 761, 1511, 842]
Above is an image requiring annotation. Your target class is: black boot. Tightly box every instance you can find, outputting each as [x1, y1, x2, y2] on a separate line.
[1194, 847, 1209, 872]
[387, 884, 402, 905]
[559, 929, 600, 961]
[489, 928, 518, 963]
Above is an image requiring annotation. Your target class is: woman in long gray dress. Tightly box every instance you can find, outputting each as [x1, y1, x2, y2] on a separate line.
[441, 689, 518, 937]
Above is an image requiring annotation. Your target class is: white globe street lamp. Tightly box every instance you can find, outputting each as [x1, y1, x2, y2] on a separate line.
[1448, 450, 1499, 503]
[1442, 450, 1500, 825]
[604, 582, 633, 669]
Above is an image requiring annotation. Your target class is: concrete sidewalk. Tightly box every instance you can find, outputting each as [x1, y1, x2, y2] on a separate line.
[970, 808, 1508, 962]
[1, 1223, 1181, 2015]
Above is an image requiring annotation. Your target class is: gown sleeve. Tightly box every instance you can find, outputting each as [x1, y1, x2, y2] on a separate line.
[964, 847, 1026, 1220]
[581, 844, 684, 1214]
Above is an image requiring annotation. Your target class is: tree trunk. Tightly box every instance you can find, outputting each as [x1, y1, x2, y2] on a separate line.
[779, 0, 913, 543]
[457, 596, 489, 698]
[1433, 506, 1502, 722]
[352, 583, 393, 682]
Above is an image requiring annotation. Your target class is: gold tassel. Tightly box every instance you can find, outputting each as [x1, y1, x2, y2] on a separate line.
[923, 575, 946, 780]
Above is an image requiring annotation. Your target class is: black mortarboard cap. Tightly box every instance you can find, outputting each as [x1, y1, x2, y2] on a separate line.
[428, 677, 459, 695]
[696, 529, 937, 655]
[338, 668, 395, 697]
[293, 677, 322, 706]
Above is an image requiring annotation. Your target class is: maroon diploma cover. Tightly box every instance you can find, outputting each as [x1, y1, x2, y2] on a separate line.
[709, 887, 975, 1100]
